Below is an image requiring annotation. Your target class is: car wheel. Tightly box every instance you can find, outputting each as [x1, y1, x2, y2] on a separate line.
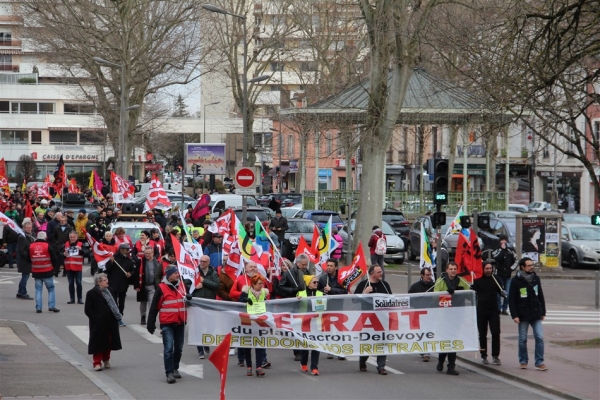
[407, 243, 416, 261]
[568, 250, 578, 269]
[397, 257, 404, 265]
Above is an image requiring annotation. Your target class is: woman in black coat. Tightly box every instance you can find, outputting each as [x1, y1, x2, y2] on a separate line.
[84, 273, 123, 371]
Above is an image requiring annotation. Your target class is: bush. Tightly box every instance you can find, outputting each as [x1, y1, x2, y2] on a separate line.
[18, 77, 36, 84]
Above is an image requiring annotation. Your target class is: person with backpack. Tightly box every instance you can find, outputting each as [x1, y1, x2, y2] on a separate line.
[368, 226, 387, 279]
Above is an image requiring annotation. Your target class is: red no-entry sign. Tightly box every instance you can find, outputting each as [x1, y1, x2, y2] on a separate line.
[235, 167, 256, 188]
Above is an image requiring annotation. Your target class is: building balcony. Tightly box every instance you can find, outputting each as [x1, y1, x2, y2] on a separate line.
[0, 39, 22, 48]
[255, 90, 280, 106]
[0, 15, 24, 26]
[0, 64, 19, 72]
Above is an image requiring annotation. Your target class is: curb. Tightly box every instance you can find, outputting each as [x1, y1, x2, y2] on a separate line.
[457, 355, 589, 400]
[385, 270, 595, 280]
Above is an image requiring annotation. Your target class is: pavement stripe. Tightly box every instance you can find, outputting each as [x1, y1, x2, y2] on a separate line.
[543, 322, 599, 326]
[67, 325, 89, 344]
[0, 327, 27, 345]
[0, 281, 14, 284]
[178, 363, 204, 379]
[545, 316, 599, 320]
[128, 324, 163, 344]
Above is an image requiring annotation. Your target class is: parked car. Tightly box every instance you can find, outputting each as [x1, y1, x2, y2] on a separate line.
[477, 218, 517, 253]
[208, 194, 258, 218]
[134, 193, 196, 209]
[109, 221, 164, 242]
[257, 195, 271, 207]
[281, 197, 302, 207]
[232, 206, 270, 229]
[509, 204, 529, 213]
[340, 220, 404, 264]
[528, 201, 551, 212]
[266, 193, 302, 208]
[560, 224, 600, 268]
[478, 210, 523, 220]
[280, 206, 303, 218]
[280, 218, 317, 260]
[561, 214, 591, 225]
[295, 210, 344, 230]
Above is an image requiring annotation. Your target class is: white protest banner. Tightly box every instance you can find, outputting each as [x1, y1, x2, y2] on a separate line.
[187, 292, 478, 357]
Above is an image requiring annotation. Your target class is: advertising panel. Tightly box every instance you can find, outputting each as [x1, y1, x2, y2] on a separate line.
[185, 144, 226, 175]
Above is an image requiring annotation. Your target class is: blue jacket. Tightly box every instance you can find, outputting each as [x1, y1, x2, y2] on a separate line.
[203, 242, 223, 268]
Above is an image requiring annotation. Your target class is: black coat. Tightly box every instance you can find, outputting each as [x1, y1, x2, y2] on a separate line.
[492, 247, 517, 278]
[136, 257, 159, 302]
[277, 266, 306, 298]
[84, 286, 122, 355]
[51, 224, 73, 255]
[317, 271, 348, 295]
[473, 274, 503, 312]
[17, 232, 36, 274]
[408, 278, 435, 293]
[105, 253, 138, 293]
[509, 271, 546, 321]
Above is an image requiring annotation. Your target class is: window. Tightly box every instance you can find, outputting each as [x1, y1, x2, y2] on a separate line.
[263, 132, 272, 147]
[13, 102, 37, 113]
[0, 54, 12, 70]
[31, 131, 41, 144]
[49, 130, 77, 144]
[39, 103, 55, 114]
[80, 131, 104, 144]
[270, 62, 284, 72]
[1, 130, 27, 144]
[0, 32, 11, 46]
[0, 101, 8, 113]
[270, 85, 280, 91]
[339, 177, 346, 190]
[299, 62, 317, 71]
[254, 133, 263, 147]
[336, 133, 343, 156]
[64, 103, 95, 114]
[287, 134, 294, 156]
[325, 132, 332, 155]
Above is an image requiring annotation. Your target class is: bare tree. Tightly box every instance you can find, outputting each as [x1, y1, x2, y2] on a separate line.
[16, 155, 38, 183]
[20, 0, 212, 173]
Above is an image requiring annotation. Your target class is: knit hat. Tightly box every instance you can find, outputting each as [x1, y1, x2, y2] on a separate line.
[79, 208, 87, 214]
[303, 274, 314, 286]
[165, 265, 179, 279]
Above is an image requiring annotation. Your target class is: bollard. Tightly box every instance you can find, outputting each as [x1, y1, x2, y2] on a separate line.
[596, 271, 600, 309]
[407, 264, 412, 292]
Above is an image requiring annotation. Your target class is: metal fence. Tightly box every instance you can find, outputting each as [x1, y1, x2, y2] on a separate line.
[302, 190, 507, 215]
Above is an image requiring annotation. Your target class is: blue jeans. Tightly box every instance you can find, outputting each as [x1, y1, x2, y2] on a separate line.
[35, 277, 56, 311]
[518, 319, 544, 367]
[497, 277, 511, 311]
[18, 273, 30, 296]
[66, 270, 83, 301]
[162, 324, 185, 376]
[7, 242, 17, 266]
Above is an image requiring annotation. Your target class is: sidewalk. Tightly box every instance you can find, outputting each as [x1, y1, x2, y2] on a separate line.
[457, 315, 600, 400]
[0, 319, 109, 400]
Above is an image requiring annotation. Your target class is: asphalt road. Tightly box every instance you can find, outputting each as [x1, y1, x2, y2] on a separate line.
[0, 264, 581, 400]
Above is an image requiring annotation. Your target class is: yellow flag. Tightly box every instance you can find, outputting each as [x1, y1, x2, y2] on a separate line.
[88, 170, 96, 196]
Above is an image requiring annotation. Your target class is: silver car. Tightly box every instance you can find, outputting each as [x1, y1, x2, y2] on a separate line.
[560, 224, 600, 269]
[341, 220, 405, 264]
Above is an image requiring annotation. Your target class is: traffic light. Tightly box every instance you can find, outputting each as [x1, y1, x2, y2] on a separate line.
[194, 165, 202, 176]
[433, 159, 449, 205]
[459, 215, 471, 229]
[477, 215, 491, 230]
[432, 211, 446, 228]
[592, 214, 600, 225]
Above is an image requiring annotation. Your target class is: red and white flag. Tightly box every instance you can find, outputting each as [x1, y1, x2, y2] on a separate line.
[143, 174, 171, 213]
[68, 178, 79, 194]
[0, 211, 25, 236]
[84, 230, 114, 268]
[110, 171, 135, 203]
[209, 209, 239, 254]
[295, 235, 319, 264]
[208, 332, 232, 400]
[171, 234, 201, 290]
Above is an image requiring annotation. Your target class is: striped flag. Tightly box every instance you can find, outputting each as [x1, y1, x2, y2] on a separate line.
[420, 222, 435, 277]
[445, 206, 466, 239]
[84, 230, 114, 269]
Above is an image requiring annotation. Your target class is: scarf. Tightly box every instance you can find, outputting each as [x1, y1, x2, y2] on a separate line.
[99, 286, 123, 321]
[251, 288, 263, 300]
[521, 270, 535, 284]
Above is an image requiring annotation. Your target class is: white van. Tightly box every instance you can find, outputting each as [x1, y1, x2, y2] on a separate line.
[209, 194, 258, 218]
[135, 182, 182, 197]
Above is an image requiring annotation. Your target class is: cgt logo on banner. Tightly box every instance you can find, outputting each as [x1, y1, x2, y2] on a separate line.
[439, 295, 452, 308]
[187, 292, 478, 357]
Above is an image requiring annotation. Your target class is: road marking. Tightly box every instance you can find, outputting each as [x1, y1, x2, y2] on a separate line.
[544, 310, 600, 326]
[0, 327, 27, 345]
[179, 363, 204, 379]
[67, 325, 89, 344]
[83, 277, 95, 284]
[0, 281, 14, 284]
[346, 356, 404, 374]
[128, 324, 163, 343]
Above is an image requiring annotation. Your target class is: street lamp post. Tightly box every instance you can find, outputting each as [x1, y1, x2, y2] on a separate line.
[93, 57, 139, 179]
[270, 127, 282, 193]
[203, 101, 220, 143]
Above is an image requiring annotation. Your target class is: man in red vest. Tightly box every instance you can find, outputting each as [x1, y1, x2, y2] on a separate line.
[64, 231, 86, 304]
[29, 231, 60, 313]
[147, 266, 187, 384]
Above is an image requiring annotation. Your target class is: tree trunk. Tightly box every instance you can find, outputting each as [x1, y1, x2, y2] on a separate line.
[299, 132, 307, 193]
[448, 125, 459, 186]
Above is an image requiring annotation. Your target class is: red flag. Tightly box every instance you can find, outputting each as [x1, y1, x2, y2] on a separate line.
[295, 235, 319, 264]
[143, 173, 171, 212]
[0, 158, 9, 193]
[192, 194, 211, 220]
[84, 230, 114, 268]
[454, 228, 483, 281]
[110, 171, 135, 203]
[208, 332, 232, 400]
[68, 178, 79, 193]
[170, 234, 201, 290]
[24, 201, 33, 219]
[52, 155, 67, 195]
[337, 242, 367, 291]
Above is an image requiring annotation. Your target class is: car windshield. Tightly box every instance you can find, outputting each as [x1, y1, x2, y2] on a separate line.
[381, 222, 395, 236]
[281, 208, 300, 218]
[311, 214, 342, 223]
[570, 227, 600, 241]
[234, 210, 268, 222]
[383, 214, 406, 223]
[111, 226, 163, 241]
[563, 215, 590, 224]
[288, 220, 316, 233]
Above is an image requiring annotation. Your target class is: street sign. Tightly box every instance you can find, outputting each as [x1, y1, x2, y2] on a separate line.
[235, 188, 255, 195]
[235, 167, 256, 188]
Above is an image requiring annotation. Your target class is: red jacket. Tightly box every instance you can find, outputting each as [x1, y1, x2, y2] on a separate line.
[157, 281, 187, 325]
[30, 240, 54, 277]
[229, 273, 272, 301]
[368, 231, 385, 255]
[64, 241, 84, 271]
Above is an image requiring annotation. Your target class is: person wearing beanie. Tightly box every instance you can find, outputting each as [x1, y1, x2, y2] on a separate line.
[147, 265, 188, 384]
[105, 243, 138, 326]
[296, 274, 322, 375]
[29, 231, 60, 313]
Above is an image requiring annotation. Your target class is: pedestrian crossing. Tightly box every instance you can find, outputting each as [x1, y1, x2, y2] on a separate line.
[67, 325, 204, 378]
[543, 310, 600, 326]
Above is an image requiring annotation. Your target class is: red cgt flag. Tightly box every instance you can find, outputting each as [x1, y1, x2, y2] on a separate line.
[337, 242, 367, 291]
[208, 333, 232, 400]
[295, 235, 319, 264]
[454, 227, 483, 282]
